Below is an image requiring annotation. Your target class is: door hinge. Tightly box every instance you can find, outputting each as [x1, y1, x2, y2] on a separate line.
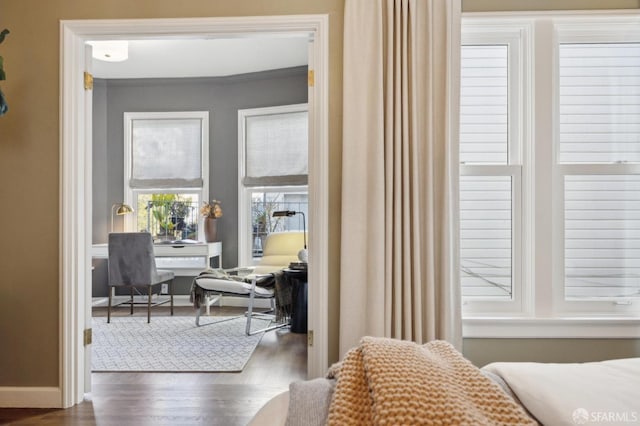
[308, 329, 314, 347]
[84, 71, 93, 90]
[308, 69, 315, 87]
[84, 328, 92, 346]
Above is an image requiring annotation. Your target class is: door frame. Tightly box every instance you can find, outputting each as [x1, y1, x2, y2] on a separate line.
[60, 15, 329, 407]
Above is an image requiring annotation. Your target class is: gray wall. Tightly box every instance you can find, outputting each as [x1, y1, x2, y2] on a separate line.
[92, 66, 308, 296]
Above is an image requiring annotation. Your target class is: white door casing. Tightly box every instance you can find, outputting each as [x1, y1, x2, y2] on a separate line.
[60, 15, 329, 408]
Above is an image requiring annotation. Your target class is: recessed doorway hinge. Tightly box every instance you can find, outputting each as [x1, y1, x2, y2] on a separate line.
[308, 330, 314, 347]
[308, 70, 315, 87]
[84, 71, 93, 90]
[84, 328, 92, 346]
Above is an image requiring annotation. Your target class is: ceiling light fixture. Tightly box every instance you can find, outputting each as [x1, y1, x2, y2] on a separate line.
[88, 40, 129, 62]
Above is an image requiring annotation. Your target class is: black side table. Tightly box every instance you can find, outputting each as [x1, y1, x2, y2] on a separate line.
[283, 268, 308, 333]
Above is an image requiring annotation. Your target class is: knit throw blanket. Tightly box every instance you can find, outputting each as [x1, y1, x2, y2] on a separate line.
[327, 338, 536, 426]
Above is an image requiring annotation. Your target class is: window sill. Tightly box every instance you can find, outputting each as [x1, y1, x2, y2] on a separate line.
[463, 316, 640, 339]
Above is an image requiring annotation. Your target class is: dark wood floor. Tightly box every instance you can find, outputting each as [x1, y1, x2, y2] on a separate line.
[0, 306, 307, 425]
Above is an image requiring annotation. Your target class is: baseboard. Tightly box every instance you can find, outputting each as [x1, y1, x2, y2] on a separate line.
[92, 295, 271, 309]
[0, 386, 61, 408]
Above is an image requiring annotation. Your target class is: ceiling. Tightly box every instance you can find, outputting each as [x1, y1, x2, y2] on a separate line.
[89, 37, 309, 79]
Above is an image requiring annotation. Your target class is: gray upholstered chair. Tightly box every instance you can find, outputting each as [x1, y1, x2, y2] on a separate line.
[108, 232, 175, 323]
[191, 231, 306, 335]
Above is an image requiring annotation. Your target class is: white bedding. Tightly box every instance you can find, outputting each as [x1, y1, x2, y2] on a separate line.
[483, 357, 640, 426]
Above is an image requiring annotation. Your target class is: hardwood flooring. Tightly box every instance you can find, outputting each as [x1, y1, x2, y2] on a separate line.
[0, 306, 307, 425]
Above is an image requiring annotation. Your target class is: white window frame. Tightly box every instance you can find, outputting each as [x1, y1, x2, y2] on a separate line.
[123, 111, 209, 240]
[460, 20, 533, 317]
[552, 17, 640, 316]
[238, 104, 308, 266]
[462, 11, 640, 338]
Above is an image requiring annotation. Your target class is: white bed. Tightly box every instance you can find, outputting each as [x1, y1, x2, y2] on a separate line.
[250, 349, 640, 426]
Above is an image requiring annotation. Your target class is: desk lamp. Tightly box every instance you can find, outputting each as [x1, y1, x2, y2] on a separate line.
[272, 210, 307, 262]
[111, 203, 134, 232]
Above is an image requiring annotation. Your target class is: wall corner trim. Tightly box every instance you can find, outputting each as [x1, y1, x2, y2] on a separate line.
[0, 387, 62, 408]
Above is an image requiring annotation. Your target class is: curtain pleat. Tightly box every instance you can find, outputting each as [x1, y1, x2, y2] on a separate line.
[340, 0, 462, 357]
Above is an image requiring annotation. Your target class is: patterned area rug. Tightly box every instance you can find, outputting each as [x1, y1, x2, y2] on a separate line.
[92, 316, 269, 372]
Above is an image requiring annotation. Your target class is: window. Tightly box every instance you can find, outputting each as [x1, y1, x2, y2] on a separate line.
[461, 14, 640, 327]
[123, 112, 209, 241]
[460, 24, 529, 314]
[238, 104, 308, 264]
[556, 25, 640, 312]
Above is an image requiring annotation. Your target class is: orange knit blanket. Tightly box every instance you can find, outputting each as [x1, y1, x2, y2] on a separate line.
[327, 338, 536, 426]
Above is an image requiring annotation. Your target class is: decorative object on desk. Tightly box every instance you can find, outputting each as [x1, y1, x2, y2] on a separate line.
[203, 217, 218, 242]
[0, 28, 10, 117]
[201, 199, 223, 242]
[91, 316, 269, 372]
[110, 202, 134, 232]
[272, 210, 307, 262]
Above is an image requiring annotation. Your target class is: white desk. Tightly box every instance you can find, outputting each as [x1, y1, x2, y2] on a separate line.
[91, 241, 222, 276]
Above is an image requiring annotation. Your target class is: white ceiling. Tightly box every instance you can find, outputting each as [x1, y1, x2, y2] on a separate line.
[89, 37, 309, 79]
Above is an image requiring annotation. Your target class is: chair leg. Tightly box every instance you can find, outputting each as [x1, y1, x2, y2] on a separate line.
[170, 280, 174, 316]
[245, 277, 288, 336]
[147, 285, 152, 323]
[107, 286, 112, 323]
[130, 287, 134, 315]
[245, 279, 257, 335]
[196, 304, 203, 326]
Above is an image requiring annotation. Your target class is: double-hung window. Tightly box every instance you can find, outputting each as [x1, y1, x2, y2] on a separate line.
[238, 104, 308, 265]
[461, 13, 640, 334]
[555, 20, 640, 314]
[460, 23, 530, 315]
[123, 111, 209, 241]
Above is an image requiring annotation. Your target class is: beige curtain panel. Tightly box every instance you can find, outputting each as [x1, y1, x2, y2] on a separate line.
[340, 0, 462, 357]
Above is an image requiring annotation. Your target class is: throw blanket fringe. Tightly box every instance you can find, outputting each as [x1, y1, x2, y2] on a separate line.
[327, 338, 536, 426]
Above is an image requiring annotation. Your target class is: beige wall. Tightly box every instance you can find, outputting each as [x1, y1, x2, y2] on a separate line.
[0, 0, 638, 390]
[465, 339, 640, 367]
[464, 0, 640, 12]
[0, 0, 344, 387]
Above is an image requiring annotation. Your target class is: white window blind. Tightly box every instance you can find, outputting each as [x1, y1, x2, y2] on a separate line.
[244, 111, 308, 186]
[460, 175, 513, 299]
[559, 43, 640, 164]
[460, 45, 509, 165]
[131, 118, 203, 188]
[564, 175, 640, 299]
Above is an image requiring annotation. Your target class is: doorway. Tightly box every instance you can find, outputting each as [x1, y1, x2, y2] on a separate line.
[60, 15, 329, 408]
